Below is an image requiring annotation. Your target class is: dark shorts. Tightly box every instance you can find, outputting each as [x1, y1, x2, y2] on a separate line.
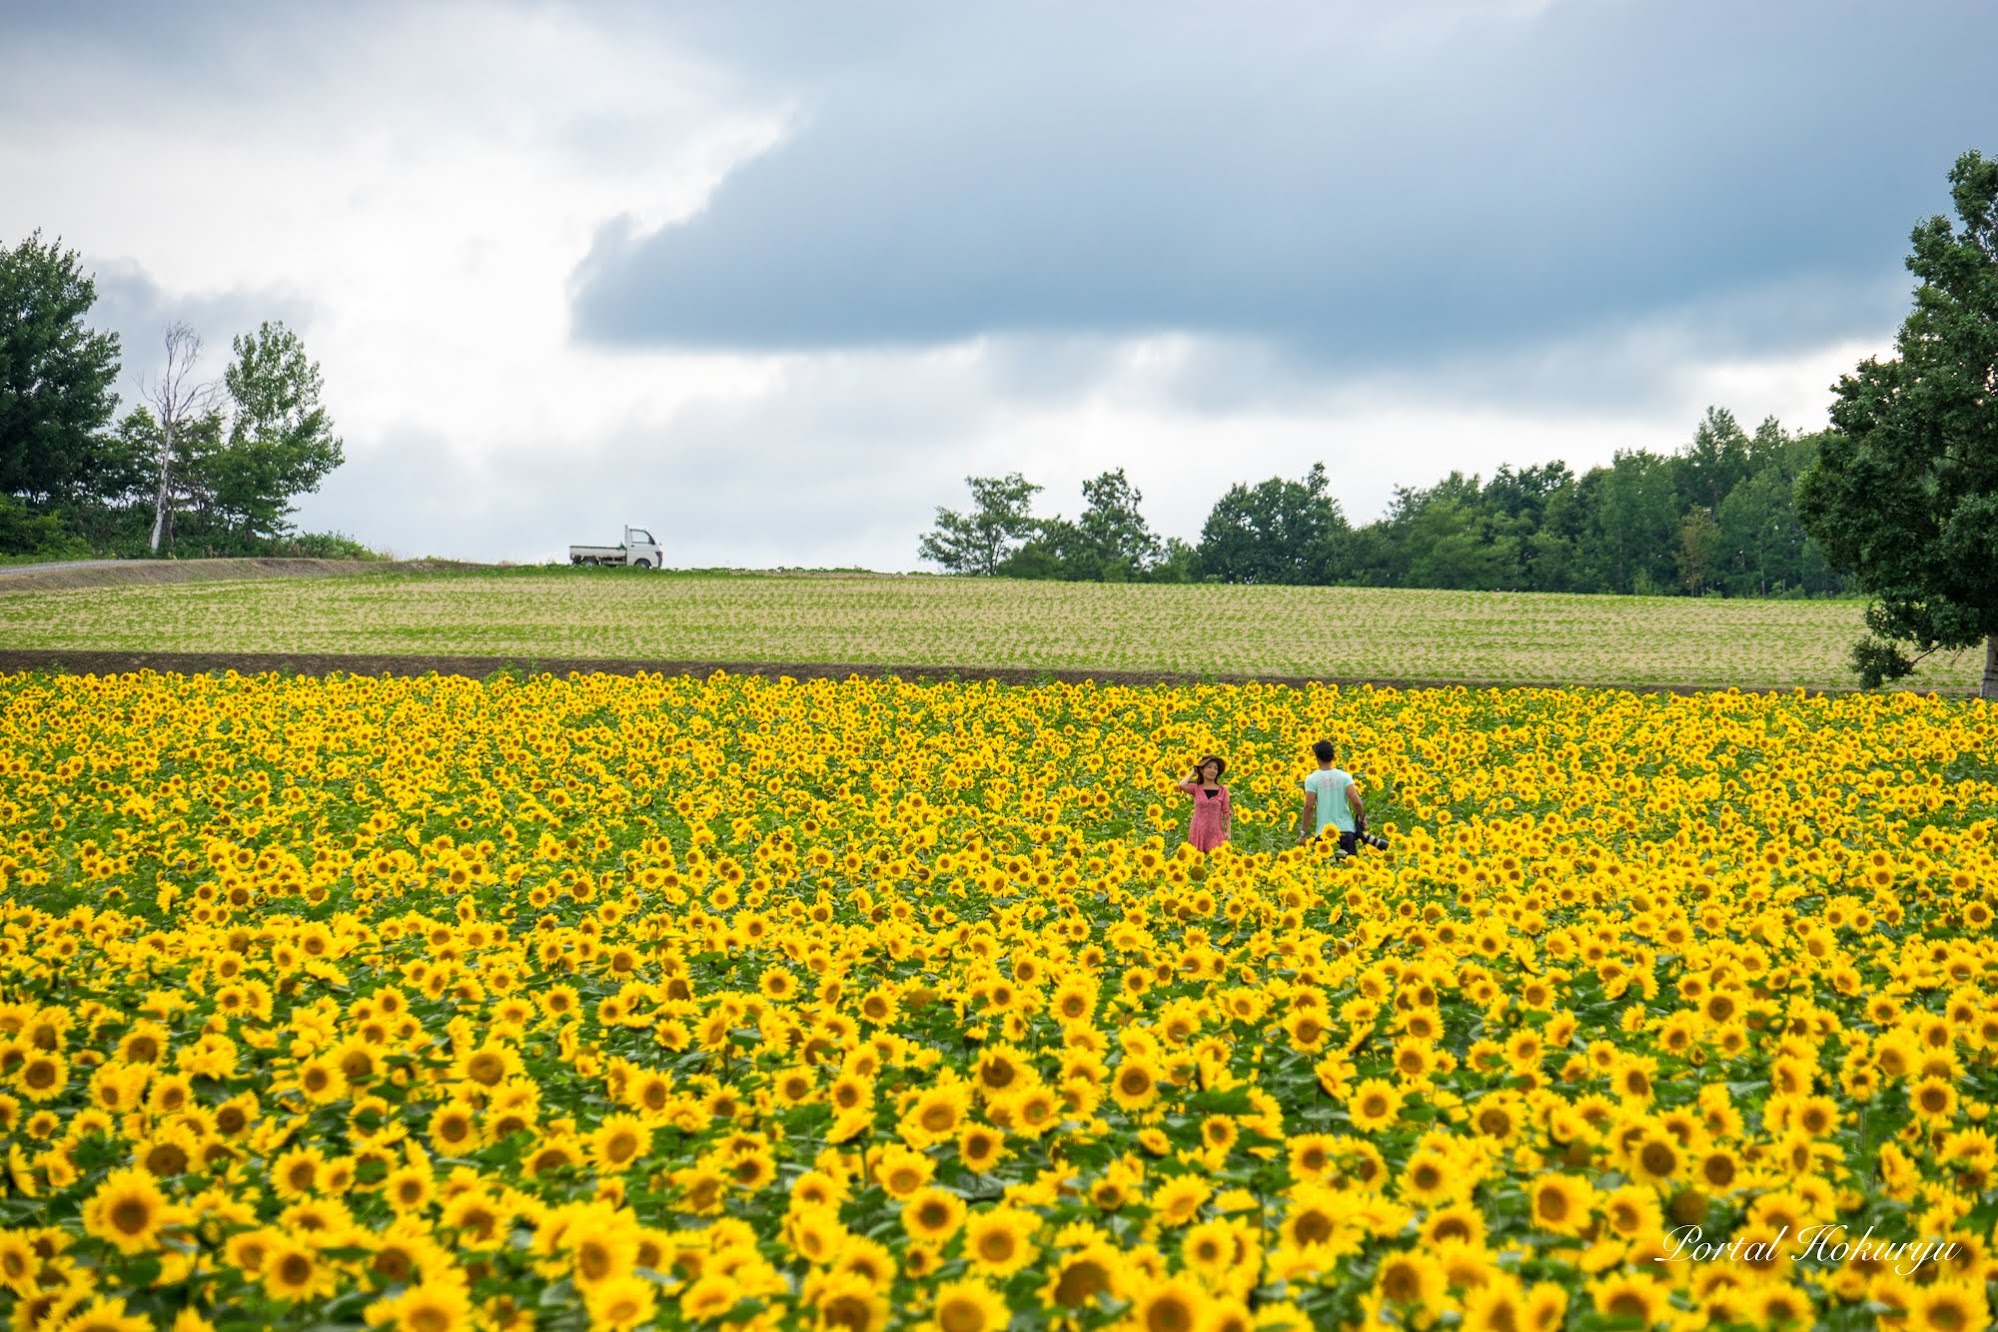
[1314, 829, 1359, 853]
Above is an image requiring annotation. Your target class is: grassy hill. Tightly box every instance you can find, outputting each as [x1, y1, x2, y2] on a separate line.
[0, 562, 1982, 694]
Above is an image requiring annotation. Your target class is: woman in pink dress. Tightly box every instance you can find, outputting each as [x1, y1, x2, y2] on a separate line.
[1178, 755, 1232, 853]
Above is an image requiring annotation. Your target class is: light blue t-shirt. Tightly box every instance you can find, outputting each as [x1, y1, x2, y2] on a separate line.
[1305, 767, 1356, 834]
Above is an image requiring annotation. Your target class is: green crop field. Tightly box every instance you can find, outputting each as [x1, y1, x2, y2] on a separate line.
[0, 563, 1982, 693]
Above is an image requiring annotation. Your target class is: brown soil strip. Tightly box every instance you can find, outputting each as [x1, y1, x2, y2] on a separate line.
[0, 648, 1907, 697]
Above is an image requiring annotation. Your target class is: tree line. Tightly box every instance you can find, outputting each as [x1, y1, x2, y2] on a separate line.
[0, 232, 355, 560]
[921, 407, 1842, 599]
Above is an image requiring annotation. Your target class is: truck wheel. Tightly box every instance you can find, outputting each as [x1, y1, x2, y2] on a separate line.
[633, 558, 653, 569]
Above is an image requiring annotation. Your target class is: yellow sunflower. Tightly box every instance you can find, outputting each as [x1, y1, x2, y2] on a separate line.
[81, 1168, 175, 1256]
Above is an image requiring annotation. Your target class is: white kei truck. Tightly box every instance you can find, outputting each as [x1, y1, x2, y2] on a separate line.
[568, 526, 665, 568]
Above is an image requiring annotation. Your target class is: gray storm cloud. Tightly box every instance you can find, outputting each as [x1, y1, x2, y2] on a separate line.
[569, 1, 1995, 366]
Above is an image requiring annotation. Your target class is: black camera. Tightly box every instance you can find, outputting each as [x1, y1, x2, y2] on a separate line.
[1353, 821, 1388, 852]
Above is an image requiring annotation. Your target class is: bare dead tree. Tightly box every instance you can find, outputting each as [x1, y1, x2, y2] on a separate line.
[143, 322, 222, 554]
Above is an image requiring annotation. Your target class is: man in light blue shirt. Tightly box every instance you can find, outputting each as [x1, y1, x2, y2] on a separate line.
[1297, 738, 1366, 854]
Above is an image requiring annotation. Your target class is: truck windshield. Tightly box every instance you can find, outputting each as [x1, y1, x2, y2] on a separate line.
[633, 530, 656, 544]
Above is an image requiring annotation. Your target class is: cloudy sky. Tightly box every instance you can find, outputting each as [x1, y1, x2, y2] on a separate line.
[4, 1, 1993, 567]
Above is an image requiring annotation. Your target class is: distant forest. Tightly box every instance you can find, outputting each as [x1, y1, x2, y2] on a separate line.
[920, 407, 1849, 598]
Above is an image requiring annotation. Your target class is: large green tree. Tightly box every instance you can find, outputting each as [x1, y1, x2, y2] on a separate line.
[1679, 407, 1756, 514]
[1797, 150, 1998, 699]
[1580, 451, 1683, 595]
[1386, 473, 1525, 591]
[1194, 463, 1348, 585]
[1005, 468, 1165, 581]
[918, 473, 1042, 575]
[0, 232, 123, 506]
[1072, 468, 1163, 580]
[214, 321, 344, 541]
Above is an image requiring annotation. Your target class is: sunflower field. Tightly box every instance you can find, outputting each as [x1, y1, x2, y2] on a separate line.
[0, 669, 1994, 1332]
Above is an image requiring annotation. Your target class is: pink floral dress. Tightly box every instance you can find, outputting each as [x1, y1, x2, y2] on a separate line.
[1178, 781, 1232, 852]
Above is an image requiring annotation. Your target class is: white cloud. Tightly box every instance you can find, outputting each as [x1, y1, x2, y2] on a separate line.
[0, 3, 792, 461]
